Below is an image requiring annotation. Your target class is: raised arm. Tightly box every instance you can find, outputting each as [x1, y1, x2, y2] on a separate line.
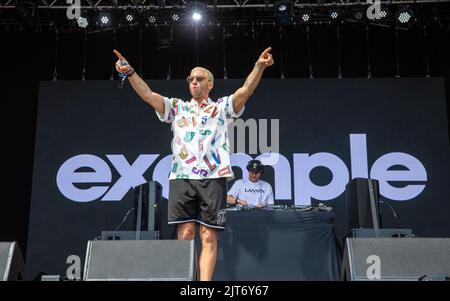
[232, 47, 274, 113]
[113, 49, 165, 116]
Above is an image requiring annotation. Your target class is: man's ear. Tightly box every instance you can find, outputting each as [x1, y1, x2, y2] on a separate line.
[208, 81, 214, 91]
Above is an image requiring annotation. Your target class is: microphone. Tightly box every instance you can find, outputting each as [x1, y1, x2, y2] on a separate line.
[118, 60, 129, 88]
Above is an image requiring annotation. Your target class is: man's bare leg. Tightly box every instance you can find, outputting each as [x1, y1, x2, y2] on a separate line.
[199, 224, 218, 281]
[178, 222, 195, 240]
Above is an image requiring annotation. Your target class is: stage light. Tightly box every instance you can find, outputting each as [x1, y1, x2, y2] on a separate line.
[125, 12, 134, 23]
[353, 7, 364, 20]
[187, 1, 207, 23]
[192, 12, 202, 21]
[300, 9, 311, 23]
[77, 16, 89, 28]
[396, 7, 413, 24]
[302, 13, 310, 22]
[99, 12, 111, 25]
[172, 13, 179, 21]
[277, 4, 287, 13]
[274, 1, 293, 26]
[380, 7, 388, 19]
[148, 15, 156, 23]
[329, 9, 340, 20]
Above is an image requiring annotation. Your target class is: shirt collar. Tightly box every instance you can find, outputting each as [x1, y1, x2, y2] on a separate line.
[190, 97, 212, 108]
[245, 178, 260, 185]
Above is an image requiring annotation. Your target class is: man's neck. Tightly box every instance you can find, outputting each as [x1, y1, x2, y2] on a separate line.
[193, 96, 209, 104]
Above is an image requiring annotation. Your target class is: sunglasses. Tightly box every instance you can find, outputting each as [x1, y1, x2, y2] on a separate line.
[186, 76, 208, 83]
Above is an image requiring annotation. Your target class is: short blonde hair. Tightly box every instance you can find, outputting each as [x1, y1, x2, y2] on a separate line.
[190, 67, 214, 84]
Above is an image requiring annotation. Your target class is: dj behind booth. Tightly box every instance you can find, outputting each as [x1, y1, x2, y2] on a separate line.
[226, 159, 274, 208]
[218, 159, 341, 280]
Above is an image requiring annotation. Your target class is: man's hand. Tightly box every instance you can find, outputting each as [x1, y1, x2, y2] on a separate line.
[113, 49, 133, 74]
[256, 47, 274, 69]
[238, 199, 248, 207]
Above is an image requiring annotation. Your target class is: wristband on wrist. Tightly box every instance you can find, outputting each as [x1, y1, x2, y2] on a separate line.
[126, 68, 136, 77]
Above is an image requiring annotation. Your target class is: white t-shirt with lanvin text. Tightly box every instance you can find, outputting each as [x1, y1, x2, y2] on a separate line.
[227, 179, 274, 207]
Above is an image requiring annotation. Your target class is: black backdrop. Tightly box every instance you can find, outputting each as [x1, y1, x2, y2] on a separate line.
[23, 78, 450, 278]
[1, 20, 450, 267]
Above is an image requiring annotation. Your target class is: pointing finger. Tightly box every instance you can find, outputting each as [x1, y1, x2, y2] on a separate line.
[113, 49, 126, 61]
[262, 47, 272, 55]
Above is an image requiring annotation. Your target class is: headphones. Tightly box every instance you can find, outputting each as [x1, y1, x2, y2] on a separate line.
[246, 160, 264, 174]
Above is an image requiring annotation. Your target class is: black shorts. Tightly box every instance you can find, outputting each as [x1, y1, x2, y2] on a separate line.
[168, 178, 227, 230]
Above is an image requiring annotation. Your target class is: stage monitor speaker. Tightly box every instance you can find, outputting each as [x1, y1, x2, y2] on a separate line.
[83, 240, 195, 281]
[342, 238, 450, 281]
[0, 242, 25, 281]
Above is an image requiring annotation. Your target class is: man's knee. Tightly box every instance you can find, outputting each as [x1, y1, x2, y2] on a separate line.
[200, 226, 217, 245]
[178, 223, 195, 240]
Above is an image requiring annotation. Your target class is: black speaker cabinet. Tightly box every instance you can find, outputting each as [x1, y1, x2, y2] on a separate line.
[132, 181, 176, 240]
[83, 240, 195, 281]
[342, 238, 450, 281]
[345, 178, 381, 230]
[0, 242, 25, 281]
[133, 181, 162, 232]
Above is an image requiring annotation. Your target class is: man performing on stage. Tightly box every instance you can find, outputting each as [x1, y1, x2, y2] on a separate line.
[113, 47, 274, 281]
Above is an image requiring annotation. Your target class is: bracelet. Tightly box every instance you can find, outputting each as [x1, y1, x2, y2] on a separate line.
[126, 68, 136, 77]
[235, 198, 239, 205]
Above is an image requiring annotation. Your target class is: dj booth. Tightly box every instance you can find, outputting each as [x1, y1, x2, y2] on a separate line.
[212, 207, 342, 281]
[98, 204, 342, 281]
[96, 182, 341, 281]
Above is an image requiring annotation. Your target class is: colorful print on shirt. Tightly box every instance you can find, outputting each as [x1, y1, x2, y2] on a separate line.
[156, 95, 244, 180]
